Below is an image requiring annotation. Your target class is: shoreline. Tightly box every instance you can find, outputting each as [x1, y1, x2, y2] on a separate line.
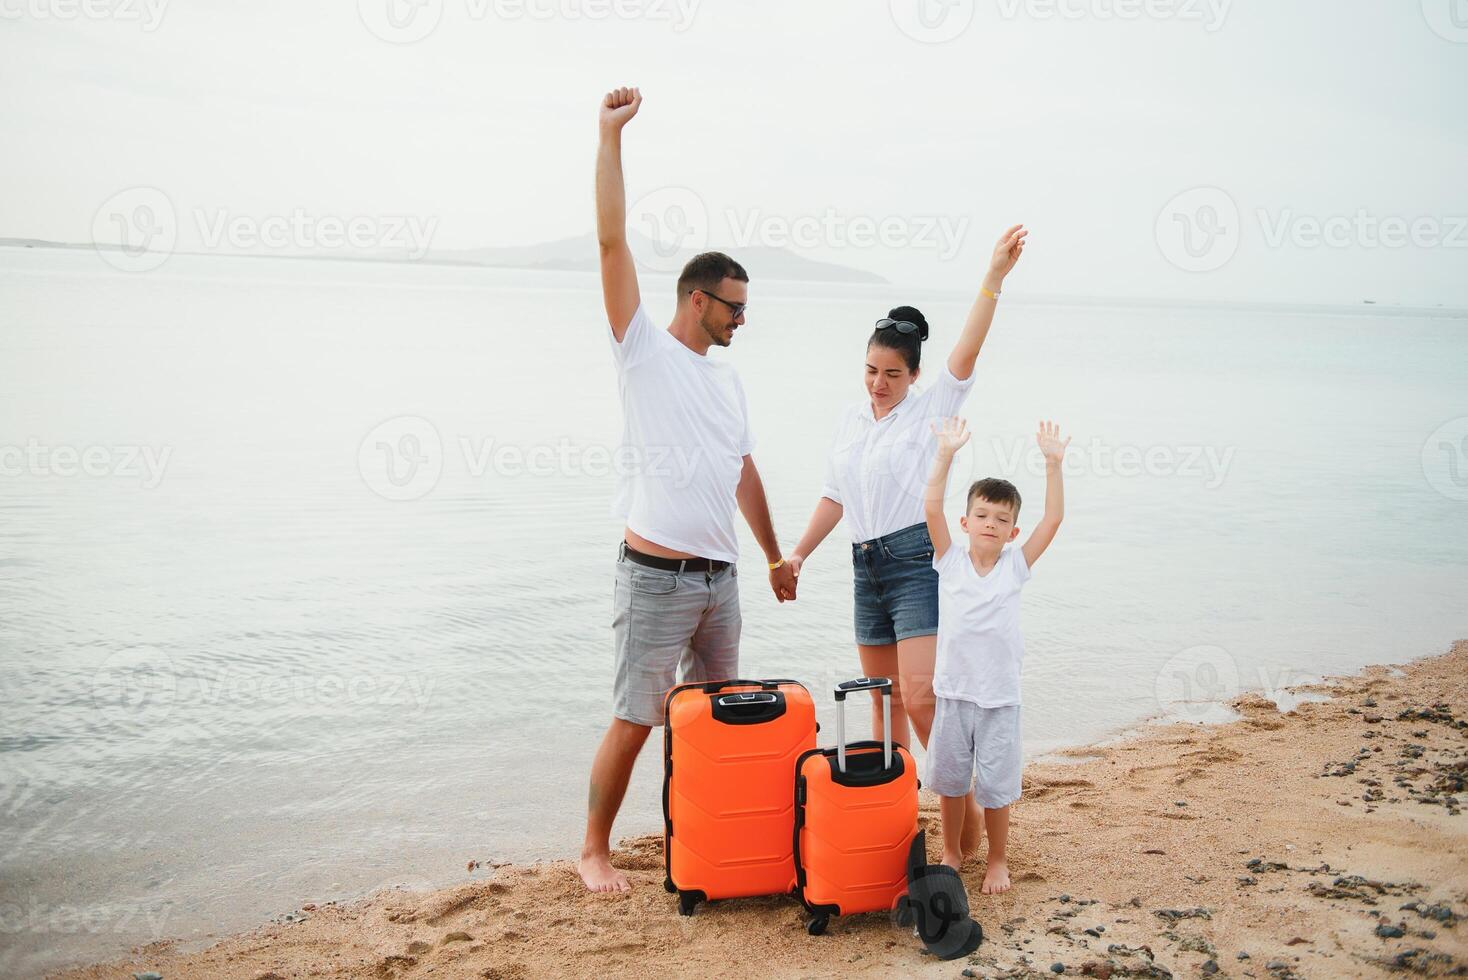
[50, 641, 1468, 979]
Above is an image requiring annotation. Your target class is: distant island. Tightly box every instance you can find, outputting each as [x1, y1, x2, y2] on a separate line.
[9, 236, 1465, 315]
[431, 231, 887, 283]
[0, 232, 888, 285]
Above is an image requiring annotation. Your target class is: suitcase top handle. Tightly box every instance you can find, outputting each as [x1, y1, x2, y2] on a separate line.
[709, 689, 789, 725]
[715, 692, 779, 706]
[834, 677, 892, 702]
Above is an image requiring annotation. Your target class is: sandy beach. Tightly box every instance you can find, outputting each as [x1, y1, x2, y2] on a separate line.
[51, 641, 1466, 979]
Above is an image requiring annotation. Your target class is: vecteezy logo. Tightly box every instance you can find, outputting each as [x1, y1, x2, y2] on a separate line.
[1153, 644, 1240, 724]
[889, 0, 975, 42]
[92, 187, 177, 273]
[1422, 416, 1468, 501]
[92, 645, 179, 725]
[1155, 186, 1240, 273]
[627, 186, 709, 274]
[1421, 0, 1468, 42]
[358, 0, 443, 43]
[358, 415, 443, 501]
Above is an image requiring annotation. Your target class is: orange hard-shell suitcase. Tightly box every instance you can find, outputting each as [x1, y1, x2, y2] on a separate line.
[793, 677, 919, 935]
[662, 678, 817, 915]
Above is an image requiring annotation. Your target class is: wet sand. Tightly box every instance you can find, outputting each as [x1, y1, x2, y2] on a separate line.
[52, 641, 1467, 979]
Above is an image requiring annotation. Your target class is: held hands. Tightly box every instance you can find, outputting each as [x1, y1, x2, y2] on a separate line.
[600, 86, 642, 133]
[770, 560, 797, 603]
[1036, 419, 1071, 466]
[931, 416, 971, 458]
[778, 553, 805, 602]
[987, 224, 1028, 284]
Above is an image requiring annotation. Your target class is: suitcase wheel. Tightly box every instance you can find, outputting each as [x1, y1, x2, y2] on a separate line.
[678, 891, 700, 916]
[663, 877, 676, 894]
[894, 897, 915, 929]
[806, 915, 828, 936]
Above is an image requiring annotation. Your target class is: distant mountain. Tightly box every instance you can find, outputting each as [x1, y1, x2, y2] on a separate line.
[430, 231, 888, 284]
[0, 237, 122, 252]
[0, 232, 888, 284]
[12, 237, 1461, 314]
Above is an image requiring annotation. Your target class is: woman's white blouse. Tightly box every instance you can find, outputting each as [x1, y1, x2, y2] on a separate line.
[821, 365, 976, 543]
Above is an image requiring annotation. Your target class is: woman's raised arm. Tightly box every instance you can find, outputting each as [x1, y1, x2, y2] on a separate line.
[948, 224, 1027, 381]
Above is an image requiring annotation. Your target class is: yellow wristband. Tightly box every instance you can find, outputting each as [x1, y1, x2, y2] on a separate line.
[768, 558, 786, 571]
[980, 286, 1000, 301]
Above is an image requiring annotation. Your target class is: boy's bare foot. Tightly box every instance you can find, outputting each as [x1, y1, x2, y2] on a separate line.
[577, 852, 630, 893]
[980, 859, 1011, 894]
[940, 849, 964, 871]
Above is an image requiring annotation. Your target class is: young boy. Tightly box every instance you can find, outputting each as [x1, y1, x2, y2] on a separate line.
[922, 416, 1069, 893]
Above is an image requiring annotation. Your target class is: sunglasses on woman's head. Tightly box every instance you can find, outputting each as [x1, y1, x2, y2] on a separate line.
[875, 317, 927, 340]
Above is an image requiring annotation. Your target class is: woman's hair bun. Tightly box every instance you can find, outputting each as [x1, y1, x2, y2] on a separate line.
[888, 305, 929, 342]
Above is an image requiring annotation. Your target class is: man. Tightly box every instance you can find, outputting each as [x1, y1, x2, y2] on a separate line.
[578, 86, 798, 893]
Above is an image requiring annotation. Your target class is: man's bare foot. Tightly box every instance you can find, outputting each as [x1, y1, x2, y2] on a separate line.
[959, 797, 983, 857]
[940, 849, 963, 871]
[577, 852, 630, 893]
[980, 859, 1011, 894]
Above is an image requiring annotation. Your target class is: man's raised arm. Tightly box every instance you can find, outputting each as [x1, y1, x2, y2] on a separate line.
[597, 87, 643, 340]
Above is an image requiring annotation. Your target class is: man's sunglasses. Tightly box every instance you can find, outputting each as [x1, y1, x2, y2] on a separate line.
[691, 288, 747, 320]
[875, 317, 928, 341]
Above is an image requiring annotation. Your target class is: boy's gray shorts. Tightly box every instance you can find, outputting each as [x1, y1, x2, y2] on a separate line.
[926, 697, 1023, 808]
[611, 554, 740, 727]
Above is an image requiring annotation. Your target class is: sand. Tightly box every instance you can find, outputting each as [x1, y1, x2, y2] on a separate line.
[52, 641, 1468, 979]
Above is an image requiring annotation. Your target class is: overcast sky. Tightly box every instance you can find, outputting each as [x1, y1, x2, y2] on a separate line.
[2, 0, 1465, 305]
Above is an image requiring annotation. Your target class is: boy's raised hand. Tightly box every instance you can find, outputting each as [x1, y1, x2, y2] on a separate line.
[1036, 419, 1071, 464]
[1023, 420, 1070, 569]
[932, 416, 971, 457]
[599, 86, 642, 132]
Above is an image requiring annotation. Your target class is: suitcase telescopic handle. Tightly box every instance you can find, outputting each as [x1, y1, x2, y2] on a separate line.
[834, 677, 892, 701]
[834, 677, 893, 773]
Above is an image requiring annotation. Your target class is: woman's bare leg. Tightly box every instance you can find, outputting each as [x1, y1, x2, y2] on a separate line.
[895, 634, 937, 747]
[857, 643, 908, 747]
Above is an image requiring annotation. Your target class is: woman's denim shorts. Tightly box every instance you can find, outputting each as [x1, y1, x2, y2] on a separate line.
[851, 522, 940, 646]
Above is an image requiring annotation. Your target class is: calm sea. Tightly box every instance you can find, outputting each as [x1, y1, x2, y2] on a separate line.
[2, 248, 1465, 973]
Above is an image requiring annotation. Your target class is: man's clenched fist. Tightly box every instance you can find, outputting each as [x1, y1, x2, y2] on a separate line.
[599, 87, 642, 132]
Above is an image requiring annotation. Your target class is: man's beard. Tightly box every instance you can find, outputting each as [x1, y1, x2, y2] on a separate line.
[700, 311, 731, 347]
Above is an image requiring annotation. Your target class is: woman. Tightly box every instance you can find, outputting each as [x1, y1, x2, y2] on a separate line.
[788, 224, 1026, 858]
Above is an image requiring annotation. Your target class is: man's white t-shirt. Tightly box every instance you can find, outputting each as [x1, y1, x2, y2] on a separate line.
[931, 542, 1031, 708]
[821, 365, 976, 543]
[607, 305, 753, 563]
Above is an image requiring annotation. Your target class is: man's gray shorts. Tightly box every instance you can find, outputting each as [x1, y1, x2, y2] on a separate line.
[926, 697, 1023, 809]
[611, 552, 740, 727]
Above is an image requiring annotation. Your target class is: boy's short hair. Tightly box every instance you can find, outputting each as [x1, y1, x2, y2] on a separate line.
[966, 478, 1022, 517]
[676, 251, 748, 299]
